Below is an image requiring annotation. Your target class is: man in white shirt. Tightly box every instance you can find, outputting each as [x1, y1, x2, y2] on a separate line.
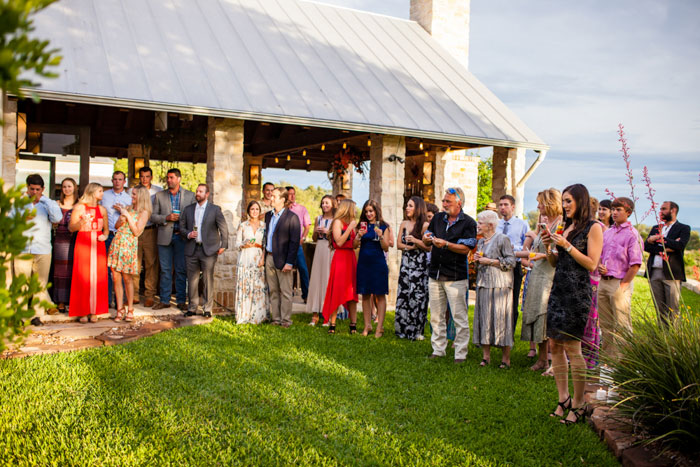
[132, 166, 163, 307]
[13, 174, 62, 325]
[496, 195, 529, 336]
[180, 184, 228, 317]
[101, 171, 132, 308]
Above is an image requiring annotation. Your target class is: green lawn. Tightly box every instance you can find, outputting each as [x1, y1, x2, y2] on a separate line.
[3, 276, 692, 466]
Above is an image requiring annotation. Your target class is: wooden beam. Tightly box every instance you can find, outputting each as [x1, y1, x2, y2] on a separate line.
[251, 128, 366, 157]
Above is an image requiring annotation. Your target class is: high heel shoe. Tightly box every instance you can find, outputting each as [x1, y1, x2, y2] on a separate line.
[328, 323, 336, 334]
[561, 404, 592, 425]
[349, 323, 357, 335]
[361, 327, 373, 336]
[114, 307, 125, 322]
[550, 395, 572, 418]
[125, 308, 134, 322]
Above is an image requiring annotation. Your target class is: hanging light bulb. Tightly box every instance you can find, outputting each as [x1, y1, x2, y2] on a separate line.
[321, 144, 325, 151]
[306, 158, 310, 165]
[274, 156, 279, 163]
[286, 154, 291, 161]
[303, 149, 307, 156]
[367, 137, 371, 147]
[419, 140, 424, 150]
[425, 151, 429, 157]
[342, 141, 347, 149]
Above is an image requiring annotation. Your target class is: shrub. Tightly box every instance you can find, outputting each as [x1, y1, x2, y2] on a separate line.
[0, 180, 49, 352]
[603, 308, 700, 454]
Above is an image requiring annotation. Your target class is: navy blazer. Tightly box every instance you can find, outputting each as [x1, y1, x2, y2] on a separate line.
[644, 221, 690, 282]
[264, 208, 301, 270]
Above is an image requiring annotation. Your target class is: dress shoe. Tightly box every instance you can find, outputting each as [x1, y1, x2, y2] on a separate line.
[133, 297, 140, 305]
[144, 298, 154, 308]
[454, 359, 466, 364]
[177, 303, 188, 311]
[427, 354, 443, 360]
[30, 317, 42, 326]
[184, 311, 196, 317]
[203, 311, 212, 318]
[281, 322, 291, 328]
[152, 302, 171, 310]
[46, 307, 59, 315]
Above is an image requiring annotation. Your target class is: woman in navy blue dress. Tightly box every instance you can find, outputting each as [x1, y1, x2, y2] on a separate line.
[354, 200, 393, 337]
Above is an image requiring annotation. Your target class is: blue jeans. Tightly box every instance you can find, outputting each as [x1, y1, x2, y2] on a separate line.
[296, 245, 309, 300]
[158, 233, 187, 305]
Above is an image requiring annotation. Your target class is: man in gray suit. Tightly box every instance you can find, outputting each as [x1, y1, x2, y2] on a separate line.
[150, 168, 196, 311]
[180, 184, 228, 317]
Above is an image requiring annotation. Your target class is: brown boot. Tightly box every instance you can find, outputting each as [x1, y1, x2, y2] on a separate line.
[144, 298, 154, 308]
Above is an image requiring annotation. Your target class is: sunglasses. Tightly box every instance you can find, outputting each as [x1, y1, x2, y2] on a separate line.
[446, 188, 462, 202]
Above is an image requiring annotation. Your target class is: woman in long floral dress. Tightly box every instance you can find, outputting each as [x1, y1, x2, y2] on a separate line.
[235, 201, 268, 324]
[394, 196, 430, 340]
[108, 186, 151, 322]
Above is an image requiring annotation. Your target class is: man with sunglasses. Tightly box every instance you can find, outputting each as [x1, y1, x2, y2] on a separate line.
[423, 187, 477, 363]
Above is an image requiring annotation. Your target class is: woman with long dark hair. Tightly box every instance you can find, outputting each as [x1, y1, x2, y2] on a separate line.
[543, 184, 603, 424]
[598, 199, 613, 229]
[307, 195, 336, 326]
[394, 196, 430, 340]
[52, 178, 79, 313]
[355, 200, 393, 337]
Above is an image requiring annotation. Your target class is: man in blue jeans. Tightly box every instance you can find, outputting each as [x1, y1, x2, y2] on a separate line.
[150, 168, 195, 311]
[101, 171, 132, 308]
[286, 186, 310, 302]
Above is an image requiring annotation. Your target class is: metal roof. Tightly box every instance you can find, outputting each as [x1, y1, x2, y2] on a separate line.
[24, 0, 548, 150]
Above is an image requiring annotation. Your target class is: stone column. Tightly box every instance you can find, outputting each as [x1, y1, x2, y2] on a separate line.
[369, 134, 406, 308]
[433, 149, 478, 218]
[206, 117, 245, 312]
[243, 153, 262, 220]
[2, 94, 17, 186]
[492, 146, 526, 217]
[410, 0, 471, 69]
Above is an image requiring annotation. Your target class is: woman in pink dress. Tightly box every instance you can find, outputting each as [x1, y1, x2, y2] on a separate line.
[68, 183, 110, 323]
[108, 186, 151, 322]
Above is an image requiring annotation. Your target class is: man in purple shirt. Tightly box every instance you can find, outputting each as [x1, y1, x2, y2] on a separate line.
[597, 197, 643, 361]
[286, 186, 310, 302]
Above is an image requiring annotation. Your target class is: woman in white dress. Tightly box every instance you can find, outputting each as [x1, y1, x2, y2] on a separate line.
[235, 201, 268, 324]
[306, 195, 336, 325]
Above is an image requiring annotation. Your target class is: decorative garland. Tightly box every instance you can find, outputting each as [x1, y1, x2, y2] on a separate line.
[329, 148, 368, 178]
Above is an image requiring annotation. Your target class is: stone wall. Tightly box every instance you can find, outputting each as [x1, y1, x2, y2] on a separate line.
[433, 149, 478, 218]
[492, 146, 526, 217]
[410, 0, 471, 69]
[2, 95, 17, 186]
[369, 134, 406, 307]
[206, 117, 244, 312]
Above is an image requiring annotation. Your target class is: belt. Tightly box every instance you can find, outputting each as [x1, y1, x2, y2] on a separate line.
[601, 275, 619, 281]
[144, 225, 156, 230]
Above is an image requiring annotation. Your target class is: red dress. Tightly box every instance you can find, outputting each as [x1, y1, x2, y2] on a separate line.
[322, 223, 358, 323]
[69, 206, 108, 317]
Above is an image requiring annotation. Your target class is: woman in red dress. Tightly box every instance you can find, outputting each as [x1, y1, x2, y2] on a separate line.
[322, 199, 359, 334]
[68, 183, 110, 323]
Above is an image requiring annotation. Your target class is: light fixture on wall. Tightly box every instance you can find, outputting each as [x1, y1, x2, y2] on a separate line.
[133, 157, 145, 179]
[16, 112, 27, 150]
[388, 154, 404, 164]
[419, 140, 424, 150]
[342, 174, 350, 190]
[249, 164, 261, 185]
[423, 161, 433, 185]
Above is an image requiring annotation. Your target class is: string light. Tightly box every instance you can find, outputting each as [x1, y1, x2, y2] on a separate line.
[424, 151, 429, 157]
[321, 144, 325, 151]
[302, 149, 307, 156]
[367, 137, 371, 147]
[286, 154, 291, 161]
[419, 140, 424, 150]
[342, 141, 347, 149]
[274, 156, 279, 163]
[306, 159, 310, 165]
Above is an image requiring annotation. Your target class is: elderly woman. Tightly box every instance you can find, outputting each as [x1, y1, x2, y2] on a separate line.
[473, 209, 517, 368]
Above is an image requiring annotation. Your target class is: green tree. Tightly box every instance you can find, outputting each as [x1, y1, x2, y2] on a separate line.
[113, 159, 207, 192]
[0, 180, 51, 352]
[273, 181, 330, 241]
[525, 209, 539, 231]
[477, 156, 492, 213]
[0, 0, 62, 117]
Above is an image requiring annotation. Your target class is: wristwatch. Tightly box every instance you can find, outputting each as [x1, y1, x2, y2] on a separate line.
[443, 242, 449, 249]
[565, 244, 573, 253]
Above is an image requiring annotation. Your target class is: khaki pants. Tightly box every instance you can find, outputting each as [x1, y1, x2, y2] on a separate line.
[597, 278, 633, 360]
[429, 278, 470, 360]
[137, 227, 159, 300]
[650, 268, 681, 326]
[265, 255, 294, 326]
[13, 254, 53, 317]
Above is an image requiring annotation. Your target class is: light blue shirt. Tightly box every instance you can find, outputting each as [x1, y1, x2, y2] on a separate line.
[101, 188, 133, 232]
[22, 195, 62, 254]
[497, 216, 529, 253]
[266, 208, 285, 253]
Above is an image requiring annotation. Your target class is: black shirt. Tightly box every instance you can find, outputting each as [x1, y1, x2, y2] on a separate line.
[426, 211, 477, 281]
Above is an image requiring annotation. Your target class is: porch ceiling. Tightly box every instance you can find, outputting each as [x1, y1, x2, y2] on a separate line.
[23, 0, 548, 152]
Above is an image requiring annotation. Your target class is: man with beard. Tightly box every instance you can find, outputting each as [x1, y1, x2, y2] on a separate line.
[180, 184, 228, 318]
[644, 201, 690, 325]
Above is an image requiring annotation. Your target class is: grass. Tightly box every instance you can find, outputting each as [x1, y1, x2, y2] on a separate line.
[2, 276, 691, 466]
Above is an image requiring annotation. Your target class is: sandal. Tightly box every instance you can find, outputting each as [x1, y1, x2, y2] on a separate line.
[561, 405, 592, 425]
[125, 308, 134, 322]
[114, 307, 125, 322]
[499, 362, 511, 370]
[526, 349, 537, 358]
[361, 327, 373, 337]
[328, 324, 336, 334]
[479, 359, 490, 367]
[309, 314, 319, 326]
[550, 395, 572, 418]
[78, 316, 88, 324]
[374, 329, 383, 339]
[88, 314, 97, 323]
[349, 323, 357, 335]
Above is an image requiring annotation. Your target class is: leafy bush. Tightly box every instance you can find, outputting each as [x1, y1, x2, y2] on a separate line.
[0, 180, 49, 352]
[604, 307, 700, 454]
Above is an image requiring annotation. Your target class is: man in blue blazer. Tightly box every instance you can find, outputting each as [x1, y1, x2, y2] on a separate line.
[264, 187, 301, 327]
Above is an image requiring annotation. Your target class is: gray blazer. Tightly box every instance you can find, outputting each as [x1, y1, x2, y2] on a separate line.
[151, 188, 196, 246]
[180, 201, 229, 257]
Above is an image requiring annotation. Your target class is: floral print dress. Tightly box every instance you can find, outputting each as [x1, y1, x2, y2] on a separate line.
[394, 230, 429, 339]
[107, 207, 139, 275]
[235, 220, 268, 324]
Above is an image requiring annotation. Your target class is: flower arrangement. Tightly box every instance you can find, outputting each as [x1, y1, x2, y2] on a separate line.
[329, 148, 368, 178]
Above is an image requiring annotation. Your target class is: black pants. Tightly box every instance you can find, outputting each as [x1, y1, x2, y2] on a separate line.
[512, 262, 524, 336]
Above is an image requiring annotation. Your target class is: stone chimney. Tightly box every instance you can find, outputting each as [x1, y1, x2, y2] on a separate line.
[410, 0, 471, 69]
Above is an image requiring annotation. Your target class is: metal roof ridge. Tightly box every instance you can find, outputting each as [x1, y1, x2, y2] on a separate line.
[299, 0, 413, 23]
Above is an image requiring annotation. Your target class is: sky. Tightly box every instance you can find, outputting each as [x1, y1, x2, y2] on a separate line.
[263, 0, 700, 228]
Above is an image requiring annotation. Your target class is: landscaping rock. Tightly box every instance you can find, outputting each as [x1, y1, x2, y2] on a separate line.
[605, 430, 636, 458]
[621, 446, 674, 467]
[140, 321, 178, 334]
[177, 315, 214, 327]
